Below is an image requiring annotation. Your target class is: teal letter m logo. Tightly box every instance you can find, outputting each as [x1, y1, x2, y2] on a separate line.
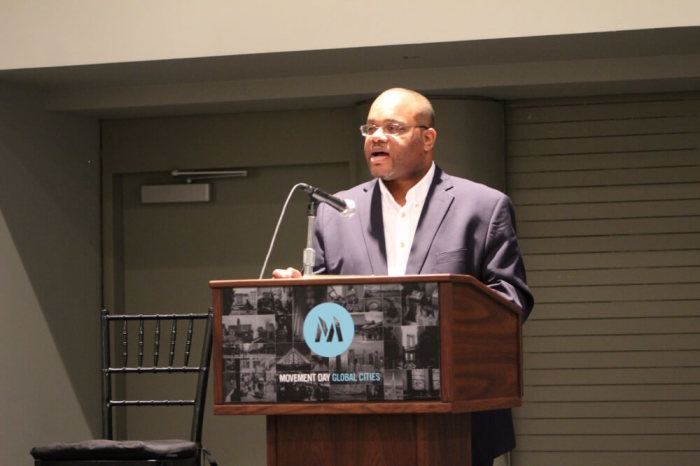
[315, 316, 344, 343]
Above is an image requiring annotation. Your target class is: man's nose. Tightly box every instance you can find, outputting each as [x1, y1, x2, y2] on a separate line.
[368, 127, 389, 140]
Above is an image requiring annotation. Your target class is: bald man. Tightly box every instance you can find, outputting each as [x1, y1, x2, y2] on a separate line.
[275, 88, 533, 465]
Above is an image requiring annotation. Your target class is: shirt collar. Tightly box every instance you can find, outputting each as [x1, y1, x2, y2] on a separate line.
[378, 162, 436, 207]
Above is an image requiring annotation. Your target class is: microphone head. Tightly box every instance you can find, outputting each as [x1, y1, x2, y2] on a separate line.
[341, 198, 356, 218]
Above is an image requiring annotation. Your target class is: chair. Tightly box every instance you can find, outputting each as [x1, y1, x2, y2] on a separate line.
[31, 309, 216, 466]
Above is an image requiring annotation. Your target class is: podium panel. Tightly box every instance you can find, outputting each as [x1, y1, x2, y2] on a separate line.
[268, 413, 471, 466]
[219, 279, 441, 404]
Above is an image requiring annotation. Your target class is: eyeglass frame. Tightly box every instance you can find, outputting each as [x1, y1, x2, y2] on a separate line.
[359, 123, 430, 137]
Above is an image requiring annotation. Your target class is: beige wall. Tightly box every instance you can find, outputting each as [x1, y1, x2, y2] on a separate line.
[0, 81, 101, 464]
[507, 92, 700, 465]
[2, 0, 700, 69]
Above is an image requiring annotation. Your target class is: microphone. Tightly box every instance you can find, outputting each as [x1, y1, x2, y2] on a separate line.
[298, 183, 356, 218]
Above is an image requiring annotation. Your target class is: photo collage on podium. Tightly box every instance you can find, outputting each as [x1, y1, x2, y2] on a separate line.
[221, 281, 441, 403]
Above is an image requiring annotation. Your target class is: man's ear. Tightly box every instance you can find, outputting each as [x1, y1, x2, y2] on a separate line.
[423, 128, 437, 151]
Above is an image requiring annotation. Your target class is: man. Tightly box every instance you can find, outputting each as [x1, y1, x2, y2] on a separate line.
[274, 88, 533, 466]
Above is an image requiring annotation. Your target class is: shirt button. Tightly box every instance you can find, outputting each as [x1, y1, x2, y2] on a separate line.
[401, 212, 407, 218]
[400, 242, 406, 248]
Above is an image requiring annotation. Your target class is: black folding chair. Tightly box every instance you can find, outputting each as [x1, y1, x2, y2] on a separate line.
[31, 309, 216, 466]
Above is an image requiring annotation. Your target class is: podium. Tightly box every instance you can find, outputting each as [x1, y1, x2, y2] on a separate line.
[210, 274, 522, 466]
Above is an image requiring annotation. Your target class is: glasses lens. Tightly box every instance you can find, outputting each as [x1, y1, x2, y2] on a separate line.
[385, 123, 403, 135]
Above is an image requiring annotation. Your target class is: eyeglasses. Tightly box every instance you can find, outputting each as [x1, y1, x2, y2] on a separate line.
[359, 123, 429, 137]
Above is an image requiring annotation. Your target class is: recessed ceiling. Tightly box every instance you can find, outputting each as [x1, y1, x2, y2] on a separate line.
[1, 27, 698, 117]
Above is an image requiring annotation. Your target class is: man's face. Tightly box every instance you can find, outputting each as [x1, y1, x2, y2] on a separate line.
[363, 91, 435, 184]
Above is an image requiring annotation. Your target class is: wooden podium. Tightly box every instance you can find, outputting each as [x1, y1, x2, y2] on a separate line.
[210, 274, 522, 466]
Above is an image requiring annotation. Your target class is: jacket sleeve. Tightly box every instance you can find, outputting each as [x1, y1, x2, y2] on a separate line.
[481, 195, 534, 321]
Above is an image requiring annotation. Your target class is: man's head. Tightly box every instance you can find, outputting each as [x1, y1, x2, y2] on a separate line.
[363, 88, 437, 197]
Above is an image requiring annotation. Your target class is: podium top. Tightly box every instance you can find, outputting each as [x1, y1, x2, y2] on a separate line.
[212, 273, 471, 287]
[210, 273, 520, 315]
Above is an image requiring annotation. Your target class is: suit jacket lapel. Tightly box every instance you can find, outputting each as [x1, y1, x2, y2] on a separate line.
[359, 181, 388, 275]
[406, 167, 454, 274]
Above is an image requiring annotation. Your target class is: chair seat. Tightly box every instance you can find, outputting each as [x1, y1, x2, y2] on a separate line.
[30, 439, 198, 461]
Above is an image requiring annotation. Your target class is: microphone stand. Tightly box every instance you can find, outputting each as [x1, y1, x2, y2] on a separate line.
[302, 199, 319, 276]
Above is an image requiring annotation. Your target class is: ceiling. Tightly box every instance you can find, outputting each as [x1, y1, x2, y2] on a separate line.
[1, 27, 699, 118]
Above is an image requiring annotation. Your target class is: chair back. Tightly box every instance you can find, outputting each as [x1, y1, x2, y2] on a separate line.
[101, 308, 213, 444]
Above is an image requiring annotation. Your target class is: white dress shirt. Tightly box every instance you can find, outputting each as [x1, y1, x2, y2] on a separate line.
[378, 163, 436, 276]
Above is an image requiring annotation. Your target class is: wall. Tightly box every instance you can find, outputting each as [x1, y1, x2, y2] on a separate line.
[507, 92, 700, 465]
[0, 81, 101, 463]
[2, 0, 700, 70]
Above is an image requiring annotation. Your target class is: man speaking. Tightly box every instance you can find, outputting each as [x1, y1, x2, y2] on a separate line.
[274, 87, 534, 466]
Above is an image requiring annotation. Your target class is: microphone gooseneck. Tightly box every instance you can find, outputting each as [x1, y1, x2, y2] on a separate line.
[258, 182, 356, 279]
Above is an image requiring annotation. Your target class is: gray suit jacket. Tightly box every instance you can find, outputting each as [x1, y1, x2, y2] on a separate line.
[313, 166, 533, 317]
[312, 166, 534, 461]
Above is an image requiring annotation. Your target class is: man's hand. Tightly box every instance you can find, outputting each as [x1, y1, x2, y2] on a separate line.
[272, 267, 303, 279]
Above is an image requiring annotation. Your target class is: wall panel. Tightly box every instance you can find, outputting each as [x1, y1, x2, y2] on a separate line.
[506, 92, 700, 465]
